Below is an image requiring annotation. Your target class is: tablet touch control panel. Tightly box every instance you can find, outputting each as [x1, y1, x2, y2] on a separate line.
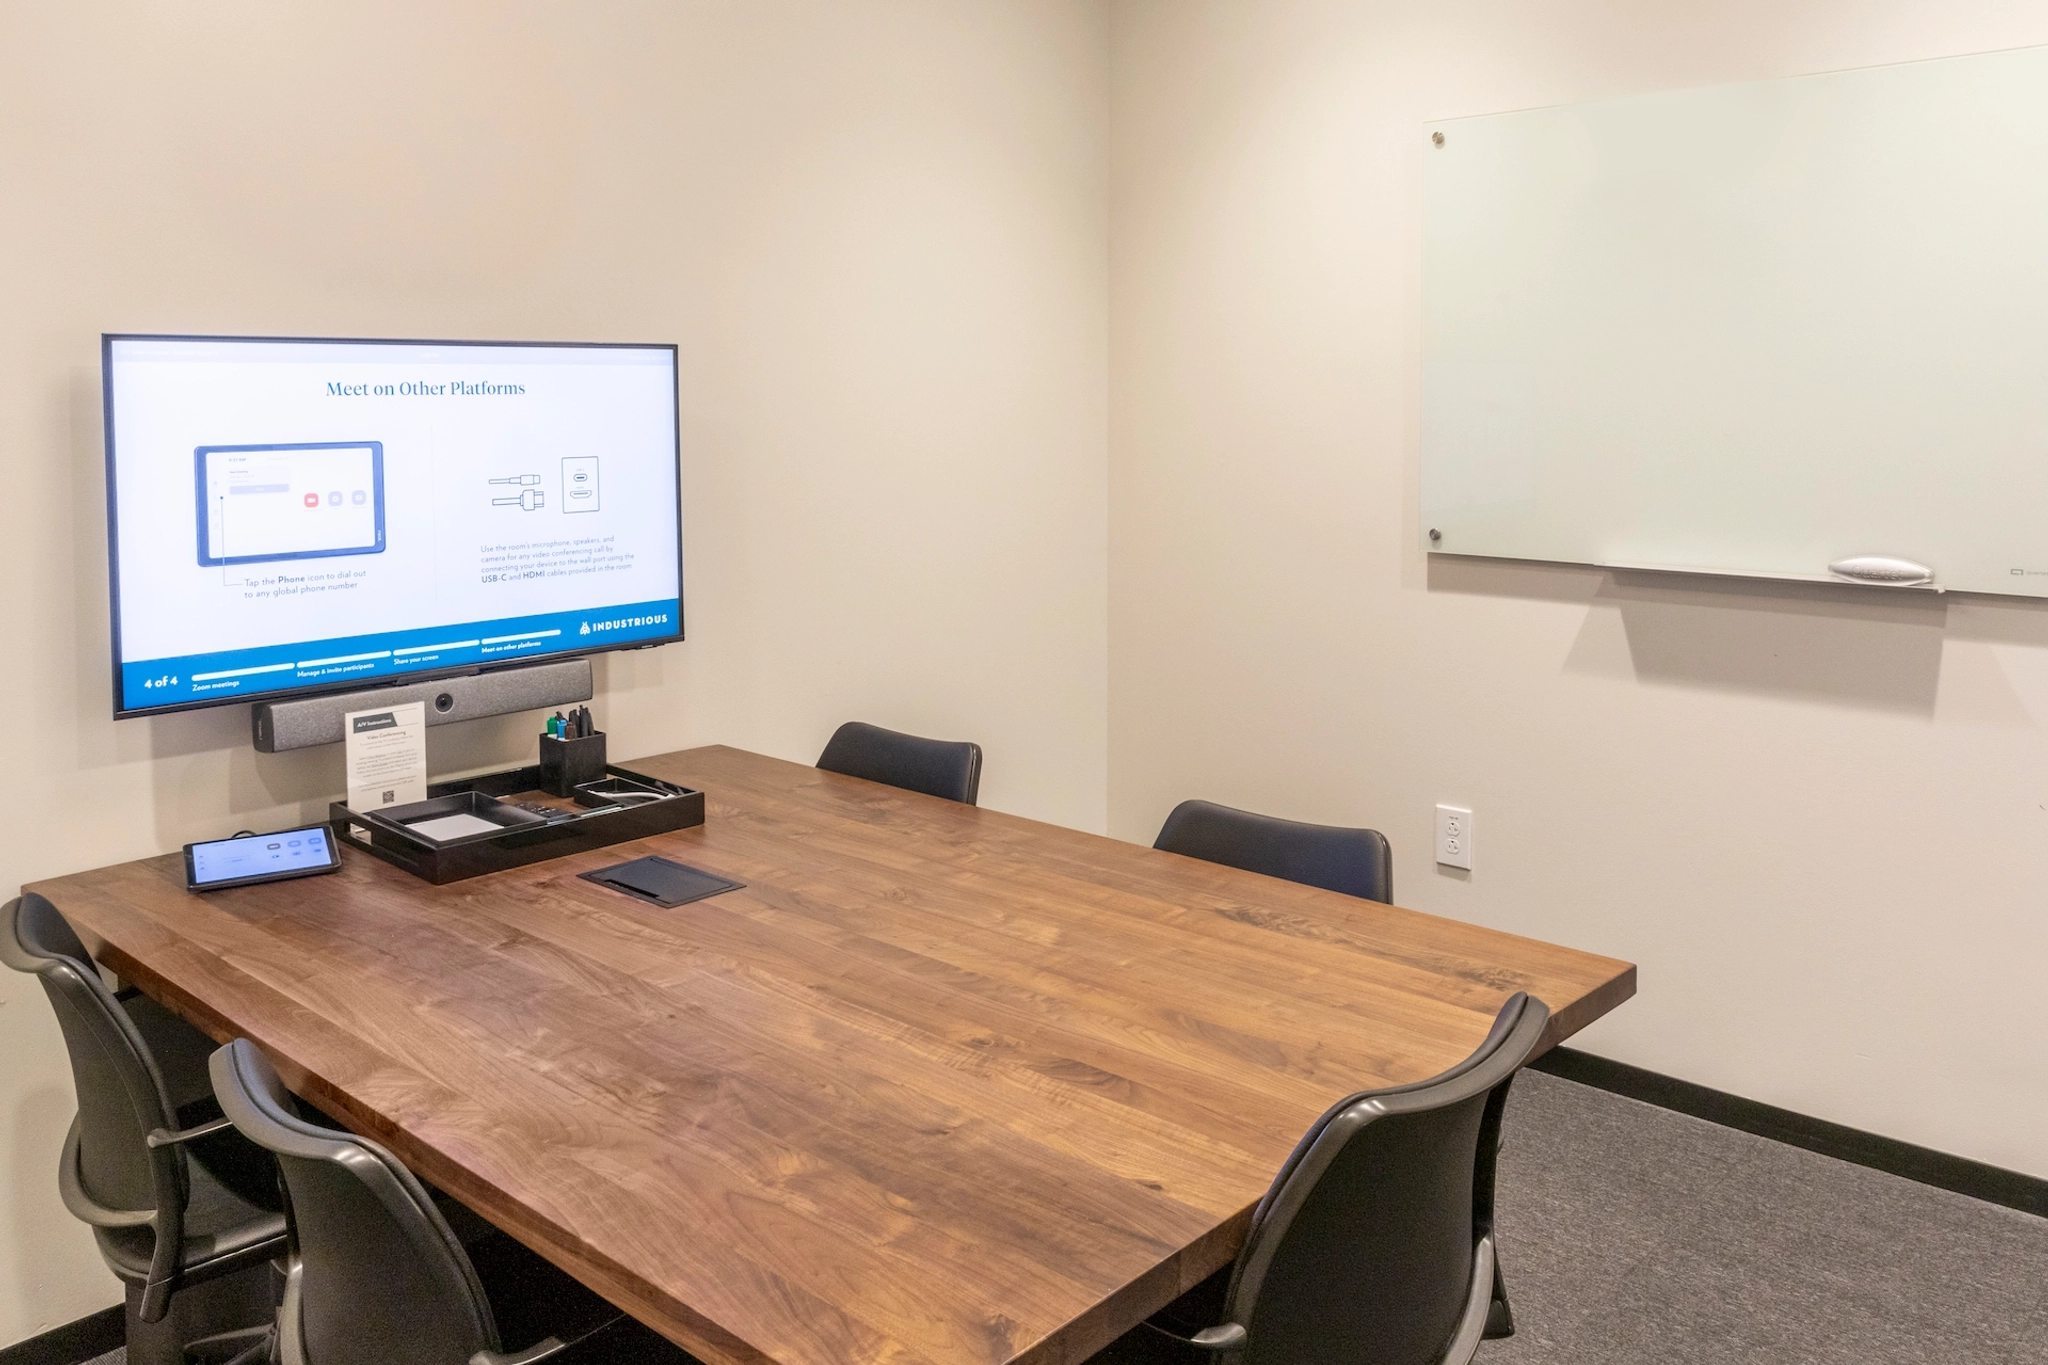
[188, 827, 337, 887]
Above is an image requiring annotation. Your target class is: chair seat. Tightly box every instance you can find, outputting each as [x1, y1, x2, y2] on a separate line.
[95, 1149, 286, 1283]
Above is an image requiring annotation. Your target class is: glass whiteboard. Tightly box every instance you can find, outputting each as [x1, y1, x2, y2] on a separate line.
[1421, 45, 2048, 598]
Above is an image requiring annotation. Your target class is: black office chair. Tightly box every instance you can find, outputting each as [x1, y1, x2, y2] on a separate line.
[816, 721, 984, 805]
[0, 894, 287, 1365]
[1095, 992, 1549, 1365]
[1153, 801, 1392, 904]
[208, 1037, 624, 1365]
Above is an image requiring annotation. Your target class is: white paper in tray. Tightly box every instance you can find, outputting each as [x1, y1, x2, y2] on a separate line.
[404, 812, 504, 843]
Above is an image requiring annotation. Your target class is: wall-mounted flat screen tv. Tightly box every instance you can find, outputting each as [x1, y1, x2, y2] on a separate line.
[104, 335, 682, 718]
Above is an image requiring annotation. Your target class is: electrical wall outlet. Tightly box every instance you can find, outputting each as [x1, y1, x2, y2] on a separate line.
[1435, 804, 1473, 870]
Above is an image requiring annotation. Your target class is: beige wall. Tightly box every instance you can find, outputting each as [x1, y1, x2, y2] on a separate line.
[1108, 0, 2048, 1180]
[8, 0, 2045, 1348]
[0, 1, 1107, 1342]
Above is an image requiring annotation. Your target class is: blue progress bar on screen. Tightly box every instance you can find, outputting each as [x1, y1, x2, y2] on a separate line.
[122, 599, 678, 710]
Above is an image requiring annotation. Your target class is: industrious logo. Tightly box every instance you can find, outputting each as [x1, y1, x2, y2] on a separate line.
[579, 613, 671, 636]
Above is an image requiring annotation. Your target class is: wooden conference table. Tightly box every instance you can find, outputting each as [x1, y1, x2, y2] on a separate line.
[29, 746, 1634, 1365]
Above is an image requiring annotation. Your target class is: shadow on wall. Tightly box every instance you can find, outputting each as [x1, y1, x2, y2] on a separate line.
[1428, 555, 1962, 716]
[67, 359, 682, 853]
[144, 706, 330, 852]
[8, 1080, 115, 1335]
[137, 705, 570, 852]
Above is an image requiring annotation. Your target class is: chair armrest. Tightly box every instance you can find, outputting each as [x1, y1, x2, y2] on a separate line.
[147, 1116, 236, 1148]
[56, 1117, 155, 1228]
[1190, 1325, 1248, 1351]
[470, 1312, 624, 1365]
[1141, 1320, 1249, 1352]
[472, 1337, 567, 1365]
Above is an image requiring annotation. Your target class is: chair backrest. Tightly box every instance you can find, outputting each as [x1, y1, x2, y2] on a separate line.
[816, 721, 984, 805]
[0, 894, 182, 1217]
[209, 1039, 499, 1365]
[1223, 993, 1549, 1365]
[1153, 800, 1393, 904]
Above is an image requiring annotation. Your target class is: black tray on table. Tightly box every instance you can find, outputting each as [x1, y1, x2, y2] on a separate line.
[329, 763, 704, 884]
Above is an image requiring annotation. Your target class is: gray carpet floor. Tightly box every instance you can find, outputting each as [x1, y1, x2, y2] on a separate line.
[1483, 1070, 2048, 1364]
[79, 1070, 2048, 1364]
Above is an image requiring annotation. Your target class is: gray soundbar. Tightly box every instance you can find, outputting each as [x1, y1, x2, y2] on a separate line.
[251, 659, 593, 753]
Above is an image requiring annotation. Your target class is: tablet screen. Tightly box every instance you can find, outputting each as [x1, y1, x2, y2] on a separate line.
[189, 827, 336, 887]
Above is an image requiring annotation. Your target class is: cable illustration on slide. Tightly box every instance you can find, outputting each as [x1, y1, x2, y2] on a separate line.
[488, 474, 545, 511]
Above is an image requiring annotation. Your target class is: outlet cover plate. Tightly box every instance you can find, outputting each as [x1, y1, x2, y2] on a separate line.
[1436, 804, 1473, 870]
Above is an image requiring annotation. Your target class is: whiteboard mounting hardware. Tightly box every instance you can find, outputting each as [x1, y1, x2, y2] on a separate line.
[1827, 556, 1934, 587]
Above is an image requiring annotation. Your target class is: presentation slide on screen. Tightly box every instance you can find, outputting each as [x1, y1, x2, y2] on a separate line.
[108, 339, 681, 712]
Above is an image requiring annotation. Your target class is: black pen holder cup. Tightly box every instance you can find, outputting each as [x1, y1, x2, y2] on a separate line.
[538, 731, 607, 797]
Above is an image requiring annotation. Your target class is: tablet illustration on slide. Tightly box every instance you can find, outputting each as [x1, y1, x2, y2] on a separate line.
[194, 441, 386, 567]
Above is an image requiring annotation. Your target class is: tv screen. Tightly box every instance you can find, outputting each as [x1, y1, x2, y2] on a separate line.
[103, 335, 682, 718]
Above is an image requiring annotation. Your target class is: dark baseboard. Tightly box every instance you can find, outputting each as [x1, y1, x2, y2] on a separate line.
[0, 1305, 122, 1365]
[1532, 1045, 2046, 1219]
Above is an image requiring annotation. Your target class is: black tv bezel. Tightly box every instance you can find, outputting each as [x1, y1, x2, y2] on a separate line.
[102, 333, 685, 721]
